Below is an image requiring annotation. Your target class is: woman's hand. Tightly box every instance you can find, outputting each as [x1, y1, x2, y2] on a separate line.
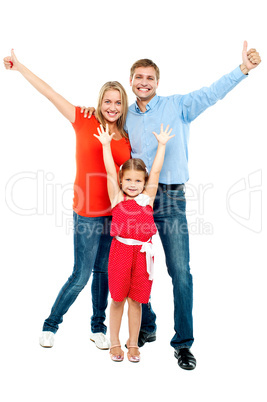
[3, 49, 20, 71]
[152, 124, 175, 145]
[3, 49, 75, 123]
[94, 124, 115, 145]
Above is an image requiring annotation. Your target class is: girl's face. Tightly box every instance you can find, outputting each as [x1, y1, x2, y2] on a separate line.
[101, 90, 122, 124]
[121, 169, 146, 198]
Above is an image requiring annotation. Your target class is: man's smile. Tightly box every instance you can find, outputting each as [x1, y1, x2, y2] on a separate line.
[137, 87, 150, 92]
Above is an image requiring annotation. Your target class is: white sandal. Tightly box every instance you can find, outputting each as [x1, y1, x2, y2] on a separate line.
[126, 345, 140, 363]
[109, 344, 124, 362]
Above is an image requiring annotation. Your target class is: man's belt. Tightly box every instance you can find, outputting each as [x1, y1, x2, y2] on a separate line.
[158, 183, 185, 191]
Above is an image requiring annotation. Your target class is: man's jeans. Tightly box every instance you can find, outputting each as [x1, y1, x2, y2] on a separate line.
[43, 212, 112, 334]
[141, 185, 194, 350]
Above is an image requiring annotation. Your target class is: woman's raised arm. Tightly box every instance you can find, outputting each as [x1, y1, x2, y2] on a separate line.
[3, 49, 75, 123]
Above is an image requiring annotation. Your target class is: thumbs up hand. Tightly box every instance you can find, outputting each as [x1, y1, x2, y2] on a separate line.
[241, 41, 261, 74]
[3, 49, 20, 71]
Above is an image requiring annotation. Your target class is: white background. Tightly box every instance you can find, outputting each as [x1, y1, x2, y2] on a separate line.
[0, 0, 266, 401]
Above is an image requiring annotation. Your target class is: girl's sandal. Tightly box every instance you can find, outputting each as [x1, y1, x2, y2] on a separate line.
[126, 346, 140, 363]
[109, 345, 124, 362]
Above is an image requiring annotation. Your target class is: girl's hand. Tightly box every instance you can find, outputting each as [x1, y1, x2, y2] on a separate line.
[3, 49, 19, 71]
[152, 124, 175, 145]
[93, 124, 115, 145]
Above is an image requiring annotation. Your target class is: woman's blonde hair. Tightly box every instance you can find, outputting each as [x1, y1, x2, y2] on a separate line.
[119, 158, 149, 188]
[95, 81, 128, 140]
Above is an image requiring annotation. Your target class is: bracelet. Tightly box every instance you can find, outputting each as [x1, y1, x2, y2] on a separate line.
[240, 64, 249, 75]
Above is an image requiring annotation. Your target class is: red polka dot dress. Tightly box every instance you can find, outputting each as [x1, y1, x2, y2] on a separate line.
[108, 193, 157, 304]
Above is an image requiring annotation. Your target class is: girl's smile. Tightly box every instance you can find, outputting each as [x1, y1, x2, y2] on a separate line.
[121, 169, 146, 198]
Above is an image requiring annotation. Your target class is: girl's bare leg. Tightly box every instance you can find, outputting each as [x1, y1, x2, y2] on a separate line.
[127, 297, 141, 361]
[110, 299, 126, 357]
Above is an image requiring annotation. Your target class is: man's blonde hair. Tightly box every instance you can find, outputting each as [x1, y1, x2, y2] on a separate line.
[130, 59, 160, 81]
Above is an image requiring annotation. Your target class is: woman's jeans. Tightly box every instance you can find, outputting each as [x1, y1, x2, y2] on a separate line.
[141, 185, 194, 350]
[43, 212, 112, 334]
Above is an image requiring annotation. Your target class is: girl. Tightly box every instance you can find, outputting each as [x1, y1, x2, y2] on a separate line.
[94, 123, 174, 362]
[3, 50, 131, 349]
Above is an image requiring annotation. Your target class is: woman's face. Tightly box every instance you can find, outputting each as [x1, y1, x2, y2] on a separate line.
[101, 90, 123, 124]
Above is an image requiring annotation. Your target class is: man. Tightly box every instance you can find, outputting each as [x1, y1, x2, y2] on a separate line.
[83, 41, 261, 370]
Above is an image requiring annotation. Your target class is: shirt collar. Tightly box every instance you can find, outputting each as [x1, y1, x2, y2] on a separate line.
[135, 94, 159, 113]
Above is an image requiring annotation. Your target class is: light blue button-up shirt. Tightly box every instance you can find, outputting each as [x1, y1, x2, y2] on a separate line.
[125, 66, 247, 184]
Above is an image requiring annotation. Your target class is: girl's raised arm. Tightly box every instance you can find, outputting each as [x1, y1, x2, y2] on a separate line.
[94, 125, 121, 204]
[145, 124, 175, 200]
[3, 49, 75, 123]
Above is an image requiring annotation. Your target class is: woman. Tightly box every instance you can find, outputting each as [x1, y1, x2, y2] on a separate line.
[3, 50, 131, 348]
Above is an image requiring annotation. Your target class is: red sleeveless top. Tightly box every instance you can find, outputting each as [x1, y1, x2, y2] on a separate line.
[110, 194, 157, 242]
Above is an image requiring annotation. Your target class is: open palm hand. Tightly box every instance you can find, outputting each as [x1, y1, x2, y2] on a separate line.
[93, 124, 115, 145]
[152, 124, 175, 145]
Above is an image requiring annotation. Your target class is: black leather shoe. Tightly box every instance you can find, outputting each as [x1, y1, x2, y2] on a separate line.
[138, 331, 156, 348]
[174, 348, 196, 370]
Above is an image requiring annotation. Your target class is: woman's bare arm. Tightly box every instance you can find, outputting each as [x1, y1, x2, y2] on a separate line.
[3, 49, 75, 123]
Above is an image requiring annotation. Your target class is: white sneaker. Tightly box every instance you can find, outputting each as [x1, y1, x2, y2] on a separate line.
[90, 332, 110, 350]
[39, 331, 55, 348]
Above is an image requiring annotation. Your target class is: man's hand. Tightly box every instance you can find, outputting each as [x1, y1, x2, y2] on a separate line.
[79, 106, 95, 119]
[241, 41, 261, 74]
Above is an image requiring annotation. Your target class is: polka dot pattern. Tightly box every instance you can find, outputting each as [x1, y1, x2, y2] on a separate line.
[108, 199, 157, 303]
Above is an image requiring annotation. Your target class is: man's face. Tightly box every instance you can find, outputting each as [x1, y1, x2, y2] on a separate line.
[130, 67, 159, 103]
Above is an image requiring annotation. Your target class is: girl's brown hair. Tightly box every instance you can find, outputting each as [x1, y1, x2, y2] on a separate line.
[119, 158, 149, 187]
[95, 81, 128, 140]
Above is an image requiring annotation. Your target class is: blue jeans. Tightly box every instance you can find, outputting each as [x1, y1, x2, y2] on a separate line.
[43, 212, 112, 334]
[141, 185, 194, 350]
